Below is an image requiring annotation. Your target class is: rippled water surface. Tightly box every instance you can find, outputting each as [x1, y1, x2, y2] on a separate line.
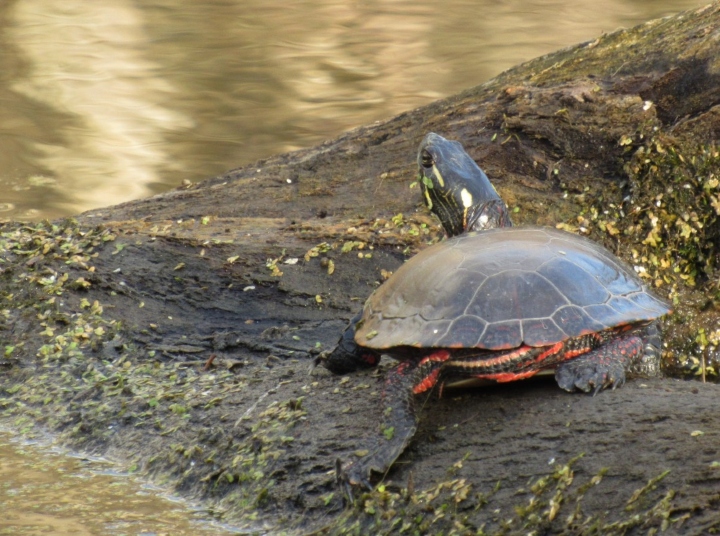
[0, 0, 708, 220]
[0, 432, 238, 535]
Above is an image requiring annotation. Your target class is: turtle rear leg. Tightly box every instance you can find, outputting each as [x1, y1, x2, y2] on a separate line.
[316, 311, 380, 374]
[555, 334, 644, 395]
[341, 352, 449, 492]
[632, 321, 663, 378]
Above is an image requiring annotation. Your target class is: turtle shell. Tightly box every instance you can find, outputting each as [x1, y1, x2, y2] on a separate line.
[355, 227, 671, 351]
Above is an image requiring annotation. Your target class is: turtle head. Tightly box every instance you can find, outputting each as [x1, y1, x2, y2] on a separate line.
[417, 132, 512, 236]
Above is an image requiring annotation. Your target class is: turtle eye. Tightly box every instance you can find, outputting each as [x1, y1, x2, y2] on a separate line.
[421, 150, 433, 168]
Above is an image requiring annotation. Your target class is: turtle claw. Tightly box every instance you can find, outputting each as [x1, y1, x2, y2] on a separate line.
[336, 458, 373, 504]
[335, 458, 356, 504]
[555, 335, 642, 394]
[310, 351, 330, 373]
[555, 360, 626, 395]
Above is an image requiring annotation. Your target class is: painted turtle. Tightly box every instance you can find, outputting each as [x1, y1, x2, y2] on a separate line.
[320, 132, 671, 491]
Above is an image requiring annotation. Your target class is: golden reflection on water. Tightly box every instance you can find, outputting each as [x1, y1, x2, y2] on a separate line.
[5, 1, 193, 219]
[0, 433, 237, 536]
[0, 0, 710, 220]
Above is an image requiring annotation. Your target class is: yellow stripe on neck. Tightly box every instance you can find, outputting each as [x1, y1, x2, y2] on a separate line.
[424, 188, 433, 209]
[432, 165, 445, 187]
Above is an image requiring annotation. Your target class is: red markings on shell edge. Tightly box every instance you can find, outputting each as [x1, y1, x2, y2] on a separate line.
[418, 350, 451, 367]
[535, 342, 564, 363]
[536, 333, 604, 364]
[448, 345, 534, 370]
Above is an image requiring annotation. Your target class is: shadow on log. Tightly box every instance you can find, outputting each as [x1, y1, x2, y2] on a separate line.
[3, 3, 720, 534]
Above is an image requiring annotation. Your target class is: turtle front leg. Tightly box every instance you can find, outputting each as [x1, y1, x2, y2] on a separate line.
[315, 311, 381, 374]
[340, 352, 449, 493]
[555, 334, 644, 395]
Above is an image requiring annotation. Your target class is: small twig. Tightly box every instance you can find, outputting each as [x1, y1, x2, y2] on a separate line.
[203, 353, 217, 371]
[612, 61, 628, 77]
[176, 360, 213, 368]
[405, 470, 415, 501]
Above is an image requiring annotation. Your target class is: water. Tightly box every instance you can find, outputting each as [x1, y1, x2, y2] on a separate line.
[0, 432, 239, 535]
[0, 0, 707, 221]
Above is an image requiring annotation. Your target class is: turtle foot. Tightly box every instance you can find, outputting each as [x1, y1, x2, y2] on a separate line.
[333, 359, 431, 502]
[555, 358, 626, 395]
[336, 457, 375, 504]
[319, 312, 381, 375]
[555, 335, 643, 395]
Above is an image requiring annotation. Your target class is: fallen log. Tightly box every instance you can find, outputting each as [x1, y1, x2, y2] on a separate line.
[2, 2, 720, 534]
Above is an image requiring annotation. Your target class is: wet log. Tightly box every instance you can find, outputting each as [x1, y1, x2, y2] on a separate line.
[3, 3, 720, 534]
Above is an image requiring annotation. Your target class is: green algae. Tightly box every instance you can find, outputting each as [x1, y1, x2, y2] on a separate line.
[321, 455, 680, 536]
[563, 125, 720, 379]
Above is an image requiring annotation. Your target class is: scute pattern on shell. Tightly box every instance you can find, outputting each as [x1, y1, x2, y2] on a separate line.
[355, 227, 670, 350]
